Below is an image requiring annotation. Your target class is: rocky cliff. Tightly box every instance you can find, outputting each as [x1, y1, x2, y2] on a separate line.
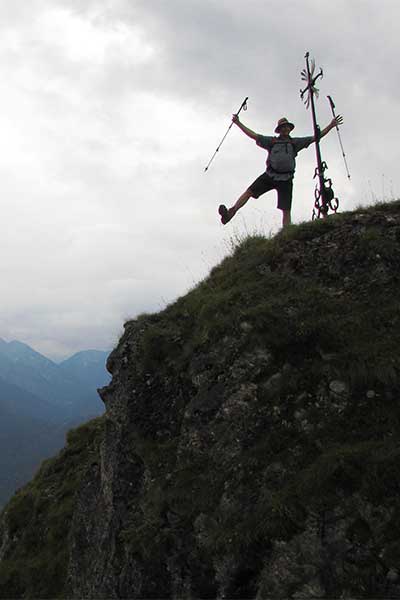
[2, 201, 400, 599]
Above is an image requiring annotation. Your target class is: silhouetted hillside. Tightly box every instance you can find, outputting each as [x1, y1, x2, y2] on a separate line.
[2, 202, 400, 599]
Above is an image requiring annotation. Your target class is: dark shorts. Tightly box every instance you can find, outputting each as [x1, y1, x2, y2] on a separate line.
[248, 172, 293, 211]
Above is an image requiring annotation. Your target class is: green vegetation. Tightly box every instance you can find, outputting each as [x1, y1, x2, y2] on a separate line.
[0, 417, 104, 599]
[136, 200, 400, 387]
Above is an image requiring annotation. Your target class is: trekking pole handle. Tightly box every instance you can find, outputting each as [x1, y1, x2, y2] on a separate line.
[235, 96, 249, 117]
[327, 95, 335, 111]
[327, 96, 338, 125]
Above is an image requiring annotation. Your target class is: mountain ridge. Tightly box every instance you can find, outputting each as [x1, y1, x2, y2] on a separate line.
[0, 341, 109, 416]
[0, 343, 110, 508]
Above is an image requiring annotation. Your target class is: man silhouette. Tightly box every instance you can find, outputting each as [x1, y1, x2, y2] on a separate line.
[219, 113, 343, 227]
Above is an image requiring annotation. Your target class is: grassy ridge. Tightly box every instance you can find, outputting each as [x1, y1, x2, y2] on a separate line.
[140, 202, 400, 387]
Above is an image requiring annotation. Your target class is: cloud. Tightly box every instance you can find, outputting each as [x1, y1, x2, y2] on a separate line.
[0, 0, 399, 358]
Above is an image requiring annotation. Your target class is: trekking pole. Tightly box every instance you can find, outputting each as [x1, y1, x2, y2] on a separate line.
[327, 95, 351, 180]
[204, 97, 248, 172]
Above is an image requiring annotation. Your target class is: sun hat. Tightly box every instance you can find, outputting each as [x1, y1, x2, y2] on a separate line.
[275, 117, 295, 133]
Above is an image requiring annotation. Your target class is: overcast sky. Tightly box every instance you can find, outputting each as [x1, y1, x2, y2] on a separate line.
[0, 0, 398, 360]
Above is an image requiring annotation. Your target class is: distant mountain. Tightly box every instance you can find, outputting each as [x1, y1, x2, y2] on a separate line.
[0, 340, 109, 421]
[0, 375, 57, 421]
[59, 349, 110, 391]
[0, 341, 110, 507]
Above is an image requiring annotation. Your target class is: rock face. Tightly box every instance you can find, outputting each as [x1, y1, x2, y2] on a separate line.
[2, 202, 400, 599]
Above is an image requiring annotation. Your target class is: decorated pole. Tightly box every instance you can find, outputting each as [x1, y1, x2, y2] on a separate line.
[300, 52, 339, 219]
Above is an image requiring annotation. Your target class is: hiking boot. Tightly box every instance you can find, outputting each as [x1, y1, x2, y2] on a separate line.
[218, 204, 235, 225]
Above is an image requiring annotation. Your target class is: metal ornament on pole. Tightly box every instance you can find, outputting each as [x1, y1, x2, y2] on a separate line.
[204, 97, 248, 172]
[300, 52, 339, 220]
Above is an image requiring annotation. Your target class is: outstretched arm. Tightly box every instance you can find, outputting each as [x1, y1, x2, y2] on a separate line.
[232, 114, 258, 140]
[318, 114, 344, 140]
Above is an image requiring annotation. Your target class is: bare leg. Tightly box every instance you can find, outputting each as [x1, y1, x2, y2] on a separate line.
[232, 189, 253, 214]
[281, 209, 291, 228]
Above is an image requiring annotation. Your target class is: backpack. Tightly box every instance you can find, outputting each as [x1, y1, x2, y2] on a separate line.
[267, 138, 297, 175]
